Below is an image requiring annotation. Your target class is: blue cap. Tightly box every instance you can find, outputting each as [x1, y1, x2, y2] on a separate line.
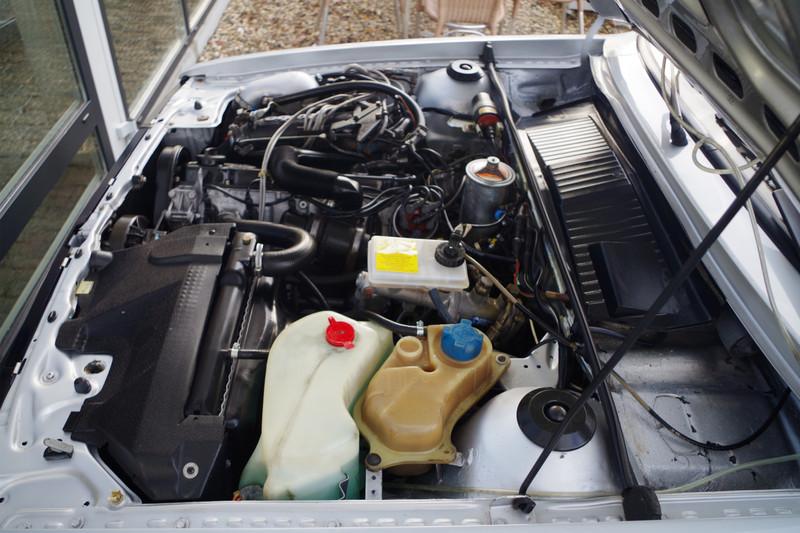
[441, 320, 484, 361]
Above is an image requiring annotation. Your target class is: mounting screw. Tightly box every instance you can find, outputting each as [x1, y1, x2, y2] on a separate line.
[42, 371, 57, 383]
[182, 462, 199, 479]
[365, 453, 381, 467]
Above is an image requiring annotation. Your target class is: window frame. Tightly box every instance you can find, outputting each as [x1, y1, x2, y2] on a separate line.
[98, 0, 220, 123]
[0, 0, 115, 370]
[0, 0, 224, 388]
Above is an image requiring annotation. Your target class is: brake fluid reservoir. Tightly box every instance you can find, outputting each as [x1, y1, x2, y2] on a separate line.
[240, 312, 392, 499]
[354, 320, 509, 471]
[367, 235, 468, 290]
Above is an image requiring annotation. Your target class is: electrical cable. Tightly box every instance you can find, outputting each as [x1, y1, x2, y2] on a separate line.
[517, 112, 800, 498]
[526, 336, 558, 354]
[206, 184, 250, 204]
[273, 80, 426, 130]
[465, 254, 574, 348]
[357, 309, 425, 337]
[296, 271, 330, 310]
[611, 370, 791, 451]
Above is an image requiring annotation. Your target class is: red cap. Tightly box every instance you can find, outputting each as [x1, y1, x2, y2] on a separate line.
[326, 316, 355, 349]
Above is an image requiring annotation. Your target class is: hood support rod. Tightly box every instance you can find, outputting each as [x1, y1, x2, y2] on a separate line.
[515, 72, 800, 514]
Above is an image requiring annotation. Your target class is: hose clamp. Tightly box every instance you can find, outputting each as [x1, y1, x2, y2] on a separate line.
[254, 243, 263, 275]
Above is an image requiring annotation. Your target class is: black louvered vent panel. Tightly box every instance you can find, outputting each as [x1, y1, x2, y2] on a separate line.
[526, 117, 666, 318]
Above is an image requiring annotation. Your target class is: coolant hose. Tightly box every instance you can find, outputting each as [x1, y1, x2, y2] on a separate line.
[234, 219, 316, 275]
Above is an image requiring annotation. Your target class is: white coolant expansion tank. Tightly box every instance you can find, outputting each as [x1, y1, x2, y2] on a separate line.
[240, 311, 393, 499]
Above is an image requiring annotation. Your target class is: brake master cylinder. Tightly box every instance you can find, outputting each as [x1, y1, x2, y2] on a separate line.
[240, 312, 392, 499]
[355, 320, 509, 471]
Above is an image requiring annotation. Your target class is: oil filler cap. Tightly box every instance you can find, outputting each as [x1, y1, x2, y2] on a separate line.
[441, 320, 483, 361]
[326, 316, 355, 349]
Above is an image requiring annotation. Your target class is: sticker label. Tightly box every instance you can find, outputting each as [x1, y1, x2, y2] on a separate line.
[375, 239, 419, 273]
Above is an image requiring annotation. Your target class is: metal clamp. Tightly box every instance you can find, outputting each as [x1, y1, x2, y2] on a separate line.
[254, 243, 263, 275]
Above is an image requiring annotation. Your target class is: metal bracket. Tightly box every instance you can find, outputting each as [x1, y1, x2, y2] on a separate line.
[365, 469, 382, 500]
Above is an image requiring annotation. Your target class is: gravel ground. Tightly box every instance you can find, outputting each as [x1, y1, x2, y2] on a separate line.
[201, 0, 626, 61]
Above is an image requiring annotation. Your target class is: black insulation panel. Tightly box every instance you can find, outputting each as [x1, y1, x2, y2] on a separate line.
[60, 223, 234, 501]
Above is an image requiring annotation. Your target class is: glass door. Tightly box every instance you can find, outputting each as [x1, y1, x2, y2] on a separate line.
[0, 0, 111, 359]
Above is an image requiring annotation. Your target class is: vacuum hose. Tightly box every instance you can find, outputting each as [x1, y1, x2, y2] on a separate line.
[234, 219, 317, 275]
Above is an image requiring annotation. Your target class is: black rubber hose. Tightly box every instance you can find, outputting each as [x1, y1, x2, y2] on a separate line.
[358, 309, 424, 336]
[296, 271, 331, 310]
[268, 146, 362, 210]
[273, 80, 426, 129]
[619, 379, 792, 452]
[234, 219, 316, 275]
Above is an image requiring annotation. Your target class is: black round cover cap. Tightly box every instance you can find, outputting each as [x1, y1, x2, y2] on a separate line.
[516, 388, 596, 451]
[447, 60, 484, 82]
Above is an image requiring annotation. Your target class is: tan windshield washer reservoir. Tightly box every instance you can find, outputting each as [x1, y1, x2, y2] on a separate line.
[355, 322, 509, 471]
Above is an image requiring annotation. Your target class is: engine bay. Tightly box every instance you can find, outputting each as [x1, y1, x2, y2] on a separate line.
[5, 56, 800, 513]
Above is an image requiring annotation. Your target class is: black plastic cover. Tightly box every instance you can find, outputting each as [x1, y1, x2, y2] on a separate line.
[589, 241, 680, 318]
[60, 223, 234, 501]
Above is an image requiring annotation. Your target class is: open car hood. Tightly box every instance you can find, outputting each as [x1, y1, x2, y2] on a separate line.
[594, 0, 800, 198]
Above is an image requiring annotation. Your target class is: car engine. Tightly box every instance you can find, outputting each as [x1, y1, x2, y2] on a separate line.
[50, 60, 799, 505]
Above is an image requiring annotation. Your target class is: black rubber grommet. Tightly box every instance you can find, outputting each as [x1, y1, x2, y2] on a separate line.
[516, 388, 596, 451]
[446, 60, 484, 82]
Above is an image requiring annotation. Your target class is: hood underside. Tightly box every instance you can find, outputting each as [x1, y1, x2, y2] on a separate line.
[594, 0, 800, 198]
